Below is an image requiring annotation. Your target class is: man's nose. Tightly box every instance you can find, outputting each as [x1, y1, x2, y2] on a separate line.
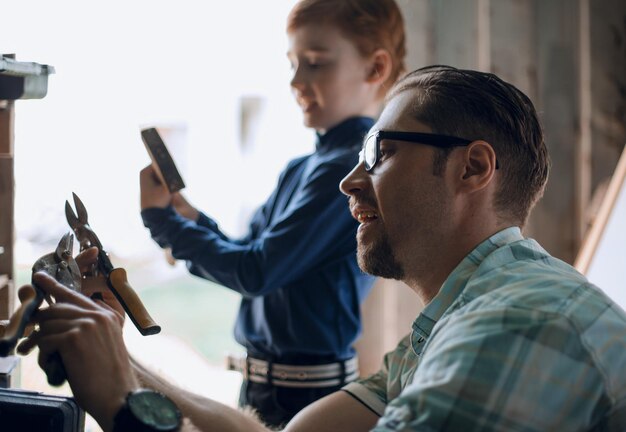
[339, 162, 367, 197]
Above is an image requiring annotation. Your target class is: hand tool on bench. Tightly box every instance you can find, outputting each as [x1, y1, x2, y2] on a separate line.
[65, 192, 161, 336]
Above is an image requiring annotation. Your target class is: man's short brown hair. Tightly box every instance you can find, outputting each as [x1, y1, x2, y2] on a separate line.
[389, 65, 550, 227]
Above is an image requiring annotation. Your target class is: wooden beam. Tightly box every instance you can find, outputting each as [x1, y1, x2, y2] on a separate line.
[0, 101, 14, 155]
[0, 155, 14, 280]
[476, 0, 491, 71]
[0, 277, 13, 322]
[0, 100, 15, 320]
[576, 0, 592, 247]
[575, 146, 626, 274]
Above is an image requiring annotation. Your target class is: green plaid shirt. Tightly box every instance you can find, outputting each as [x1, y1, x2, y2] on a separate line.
[343, 227, 626, 431]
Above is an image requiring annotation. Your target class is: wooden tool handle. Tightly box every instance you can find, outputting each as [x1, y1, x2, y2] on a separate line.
[0, 285, 43, 356]
[108, 268, 161, 336]
[0, 285, 68, 386]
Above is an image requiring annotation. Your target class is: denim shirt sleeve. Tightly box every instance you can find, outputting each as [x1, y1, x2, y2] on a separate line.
[141, 159, 358, 298]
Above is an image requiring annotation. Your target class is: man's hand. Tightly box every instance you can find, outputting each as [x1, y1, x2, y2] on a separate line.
[17, 272, 140, 432]
[75, 246, 126, 321]
[140, 164, 172, 210]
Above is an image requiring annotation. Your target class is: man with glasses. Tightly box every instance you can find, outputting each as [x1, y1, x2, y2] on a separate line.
[23, 66, 626, 431]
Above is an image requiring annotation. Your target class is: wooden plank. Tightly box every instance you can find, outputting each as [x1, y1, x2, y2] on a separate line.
[575, 146, 626, 274]
[576, 0, 592, 246]
[435, 0, 481, 69]
[0, 277, 13, 321]
[0, 156, 13, 283]
[0, 156, 13, 270]
[0, 101, 14, 155]
[476, 0, 491, 71]
[396, 0, 435, 69]
[532, 0, 580, 263]
[587, 0, 626, 224]
[0, 98, 15, 321]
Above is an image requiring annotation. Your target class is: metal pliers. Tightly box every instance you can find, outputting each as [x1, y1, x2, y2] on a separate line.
[32, 231, 82, 293]
[65, 192, 161, 336]
[0, 232, 80, 384]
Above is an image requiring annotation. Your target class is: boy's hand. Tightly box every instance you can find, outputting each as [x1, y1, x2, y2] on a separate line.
[140, 164, 172, 210]
[171, 192, 199, 221]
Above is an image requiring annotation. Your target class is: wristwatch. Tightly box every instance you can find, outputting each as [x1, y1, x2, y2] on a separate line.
[113, 389, 182, 432]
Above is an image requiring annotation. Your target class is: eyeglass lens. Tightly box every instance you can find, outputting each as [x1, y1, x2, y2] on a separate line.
[363, 135, 377, 171]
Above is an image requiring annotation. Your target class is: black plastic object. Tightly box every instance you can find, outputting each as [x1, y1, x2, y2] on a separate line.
[0, 388, 85, 432]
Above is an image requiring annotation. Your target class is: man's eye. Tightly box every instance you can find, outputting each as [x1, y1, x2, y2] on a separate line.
[376, 147, 397, 168]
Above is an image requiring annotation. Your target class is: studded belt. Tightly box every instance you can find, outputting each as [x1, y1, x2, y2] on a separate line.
[226, 354, 359, 388]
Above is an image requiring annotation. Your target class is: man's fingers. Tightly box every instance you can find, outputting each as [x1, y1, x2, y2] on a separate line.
[75, 247, 99, 272]
[32, 272, 93, 308]
[36, 333, 70, 377]
[16, 333, 37, 355]
[17, 317, 76, 355]
[34, 302, 112, 328]
[33, 272, 125, 326]
[92, 298, 125, 326]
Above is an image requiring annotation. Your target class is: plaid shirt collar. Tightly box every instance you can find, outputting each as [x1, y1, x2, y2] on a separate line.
[410, 226, 524, 354]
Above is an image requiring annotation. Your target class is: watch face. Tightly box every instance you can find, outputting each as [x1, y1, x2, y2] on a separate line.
[128, 390, 181, 430]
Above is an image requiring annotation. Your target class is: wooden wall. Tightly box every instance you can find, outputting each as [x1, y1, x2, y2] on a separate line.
[0, 101, 15, 321]
[357, 0, 626, 376]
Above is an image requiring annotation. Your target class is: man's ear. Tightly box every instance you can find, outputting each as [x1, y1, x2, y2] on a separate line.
[366, 49, 392, 85]
[457, 140, 497, 193]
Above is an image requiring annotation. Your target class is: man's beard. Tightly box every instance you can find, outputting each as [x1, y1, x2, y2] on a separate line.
[357, 230, 404, 280]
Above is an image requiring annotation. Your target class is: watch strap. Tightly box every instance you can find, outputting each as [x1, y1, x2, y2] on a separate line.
[113, 389, 181, 432]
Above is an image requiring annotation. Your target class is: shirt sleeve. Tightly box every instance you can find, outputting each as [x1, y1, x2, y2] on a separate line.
[372, 308, 603, 431]
[342, 334, 415, 418]
[141, 159, 358, 297]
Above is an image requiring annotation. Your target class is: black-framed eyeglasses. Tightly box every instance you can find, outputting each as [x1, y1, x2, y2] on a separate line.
[360, 130, 498, 172]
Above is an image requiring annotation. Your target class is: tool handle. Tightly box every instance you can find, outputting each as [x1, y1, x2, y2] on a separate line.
[0, 285, 43, 356]
[108, 268, 161, 336]
[0, 284, 68, 386]
[44, 352, 68, 386]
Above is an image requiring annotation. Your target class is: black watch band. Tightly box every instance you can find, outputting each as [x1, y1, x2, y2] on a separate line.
[113, 389, 182, 432]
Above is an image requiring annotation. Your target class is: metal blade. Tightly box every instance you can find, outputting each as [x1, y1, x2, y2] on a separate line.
[72, 192, 89, 224]
[65, 200, 81, 230]
[55, 231, 74, 259]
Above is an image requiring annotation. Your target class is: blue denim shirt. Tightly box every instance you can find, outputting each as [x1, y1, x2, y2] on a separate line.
[141, 117, 376, 360]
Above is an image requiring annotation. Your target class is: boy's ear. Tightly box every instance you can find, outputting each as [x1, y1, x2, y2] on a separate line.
[366, 49, 392, 85]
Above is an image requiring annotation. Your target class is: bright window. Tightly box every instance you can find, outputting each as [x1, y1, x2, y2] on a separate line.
[2, 0, 314, 418]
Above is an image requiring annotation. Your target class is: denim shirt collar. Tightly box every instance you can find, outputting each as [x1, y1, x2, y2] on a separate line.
[315, 116, 374, 152]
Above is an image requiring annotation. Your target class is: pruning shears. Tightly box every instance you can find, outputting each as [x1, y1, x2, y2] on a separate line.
[65, 192, 161, 336]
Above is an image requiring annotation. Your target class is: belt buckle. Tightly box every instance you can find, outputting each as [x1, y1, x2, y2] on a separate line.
[225, 352, 248, 379]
